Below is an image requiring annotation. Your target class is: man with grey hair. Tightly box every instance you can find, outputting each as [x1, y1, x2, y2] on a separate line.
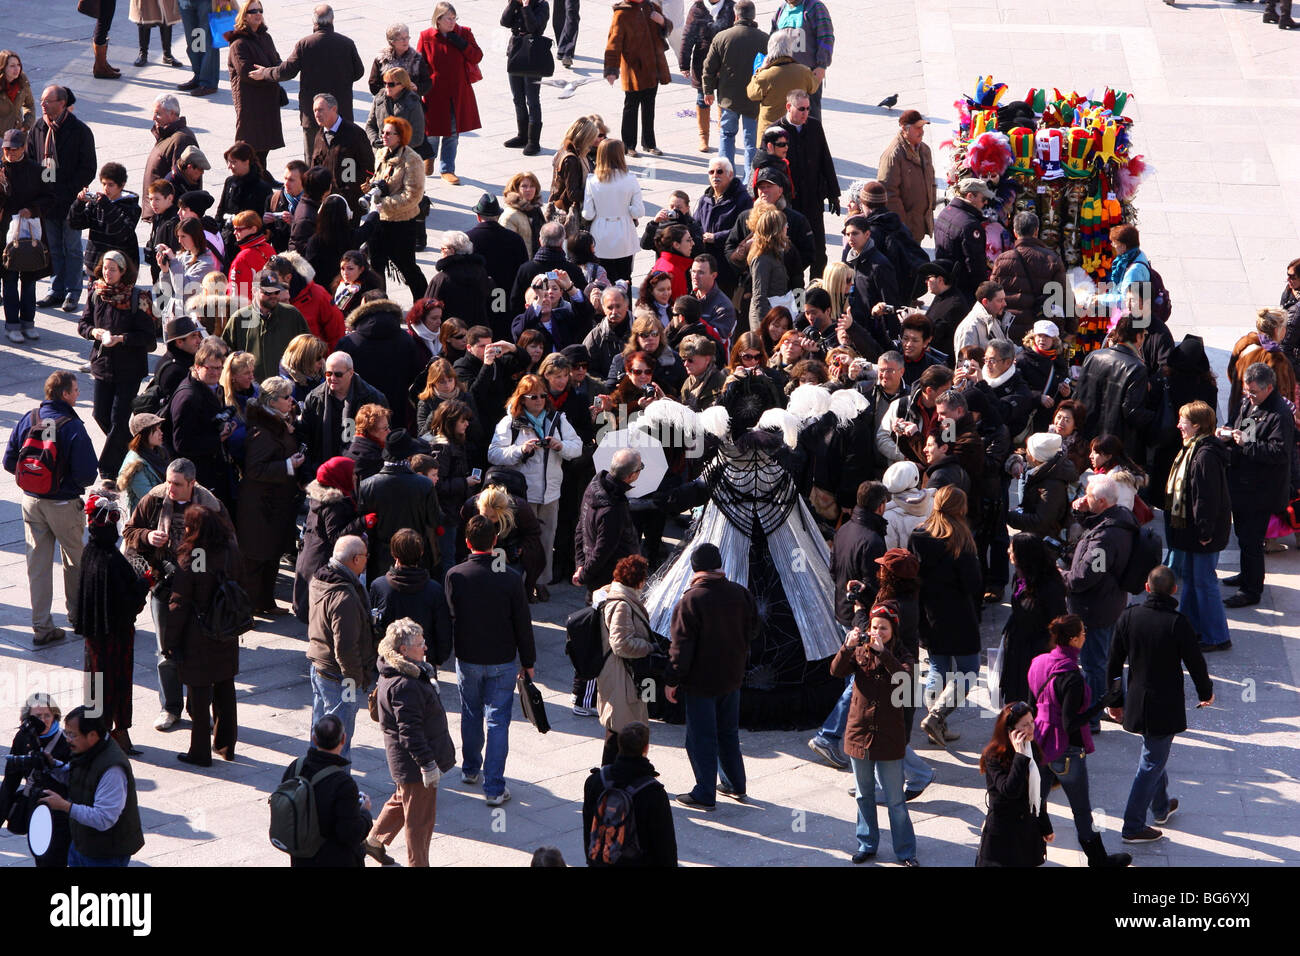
[509, 220, 587, 315]
[307, 534, 377, 761]
[1065, 471, 1140, 732]
[307, 93, 373, 217]
[679, 334, 727, 411]
[249, 4, 365, 160]
[768, 0, 833, 120]
[694, 156, 753, 297]
[583, 286, 634, 381]
[1223, 361, 1294, 607]
[142, 94, 197, 222]
[703, 1, 767, 178]
[122, 456, 231, 732]
[299, 350, 388, 473]
[991, 207, 1074, 341]
[32, 86, 97, 312]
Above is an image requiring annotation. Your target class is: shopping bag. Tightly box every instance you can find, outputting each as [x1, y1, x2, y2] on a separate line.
[209, 8, 237, 49]
[986, 635, 1006, 712]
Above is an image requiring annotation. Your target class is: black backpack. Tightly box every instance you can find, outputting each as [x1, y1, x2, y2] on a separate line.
[878, 225, 931, 301]
[1119, 526, 1164, 595]
[197, 577, 256, 643]
[1145, 266, 1172, 326]
[586, 768, 657, 865]
[565, 601, 616, 681]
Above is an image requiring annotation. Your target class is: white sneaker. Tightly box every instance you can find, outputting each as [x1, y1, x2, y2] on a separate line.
[572, 704, 598, 717]
[153, 710, 179, 731]
[461, 770, 482, 785]
[485, 787, 511, 807]
[6, 329, 25, 344]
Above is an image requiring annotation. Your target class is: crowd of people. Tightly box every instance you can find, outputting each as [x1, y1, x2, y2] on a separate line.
[0, 0, 1258, 868]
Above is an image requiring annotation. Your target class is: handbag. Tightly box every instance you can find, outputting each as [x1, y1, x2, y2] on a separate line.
[76, 0, 100, 18]
[506, 34, 555, 78]
[3, 219, 50, 275]
[517, 673, 550, 733]
[209, 6, 237, 50]
[367, 685, 380, 722]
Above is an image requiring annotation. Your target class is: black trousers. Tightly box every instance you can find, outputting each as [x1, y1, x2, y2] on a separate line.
[137, 22, 173, 52]
[373, 218, 429, 299]
[92, 375, 142, 481]
[243, 555, 281, 610]
[1231, 504, 1270, 597]
[94, 0, 117, 44]
[621, 88, 658, 150]
[552, 0, 581, 59]
[509, 74, 542, 127]
[599, 256, 634, 284]
[601, 729, 619, 766]
[186, 678, 237, 761]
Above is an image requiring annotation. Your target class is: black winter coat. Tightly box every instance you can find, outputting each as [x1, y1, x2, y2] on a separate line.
[1007, 453, 1077, 539]
[986, 370, 1035, 440]
[444, 552, 537, 667]
[932, 196, 987, 299]
[1107, 592, 1213, 736]
[293, 481, 364, 621]
[1000, 572, 1066, 706]
[1163, 437, 1231, 554]
[237, 403, 301, 562]
[509, 247, 587, 318]
[666, 571, 757, 696]
[268, 24, 366, 127]
[1074, 343, 1152, 463]
[0, 155, 52, 255]
[428, 252, 493, 334]
[281, 748, 369, 868]
[31, 112, 96, 219]
[925, 286, 973, 360]
[575, 470, 640, 590]
[1016, 347, 1072, 433]
[345, 435, 385, 482]
[374, 654, 456, 785]
[298, 373, 389, 475]
[370, 566, 453, 667]
[779, 115, 840, 224]
[164, 540, 241, 687]
[581, 754, 678, 867]
[923, 454, 970, 497]
[679, 0, 735, 87]
[335, 300, 426, 431]
[467, 219, 529, 308]
[831, 508, 886, 627]
[168, 375, 231, 496]
[975, 748, 1053, 867]
[217, 170, 274, 220]
[1227, 387, 1295, 515]
[909, 527, 982, 656]
[359, 463, 440, 580]
[845, 240, 901, 314]
[78, 288, 156, 383]
[1064, 504, 1137, 629]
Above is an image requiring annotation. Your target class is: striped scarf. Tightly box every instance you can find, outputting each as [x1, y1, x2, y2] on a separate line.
[1165, 435, 1204, 529]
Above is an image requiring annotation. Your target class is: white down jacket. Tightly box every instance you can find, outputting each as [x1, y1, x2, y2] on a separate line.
[487, 410, 582, 505]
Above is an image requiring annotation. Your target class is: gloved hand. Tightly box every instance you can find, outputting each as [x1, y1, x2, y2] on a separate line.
[421, 764, 441, 788]
[443, 30, 468, 50]
[371, 180, 389, 198]
[828, 198, 841, 215]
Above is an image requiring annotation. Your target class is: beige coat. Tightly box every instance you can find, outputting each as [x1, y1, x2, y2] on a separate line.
[129, 0, 181, 24]
[0, 74, 35, 139]
[370, 145, 424, 223]
[878, 130, 936, 241]
[596, 582, 655, 733]
[746, 56, 819, 138]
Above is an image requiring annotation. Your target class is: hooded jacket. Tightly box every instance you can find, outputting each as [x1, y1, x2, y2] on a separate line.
[746, 55, 818, 135]
[335, 298, 426, 431]
[1065, 504, 1138, 628]
[307, 559, 377, 688]
[293, 480, 364, 621]
[374, 635, 456, 785]
[581, 753, 678, 867]
[883, 485, 933, 550]
[279, 251, 345, 347]
[370, 565, 453, 667]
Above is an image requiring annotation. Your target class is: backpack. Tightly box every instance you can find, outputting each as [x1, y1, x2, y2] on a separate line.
[268, 756, 345, 858]
[1119, 525, 1164, 595]
[565, 600, 620, 681]
[586, 768, 658, 865]
[13, 407, 70, 496]
[1145, 266, 1172, 326]
[878, 225, 931, 302]
[196, 576, 255, 643]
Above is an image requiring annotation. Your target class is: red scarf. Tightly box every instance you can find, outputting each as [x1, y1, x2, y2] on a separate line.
[92, 278, 135, 311]
[1034, 344, 1058, 360]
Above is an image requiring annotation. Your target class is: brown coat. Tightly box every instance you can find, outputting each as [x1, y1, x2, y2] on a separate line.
[1228, 332, 1298, 417]
[141, 117, 197, 220]
[829, 638, 915, 761]
[596, 582, 655, 733]
[236, 402, 302, 562]
[164, 539, 241, 687]
[128, 0, 181, 24]
[226, 25, 286, 152]
[746, 56, 819, 138]
[310, 120, 374, 215]
[0, 74, 35, 139]
[604, 1, 673, 92]
[990, 236, 1074, 340]
[877, 130, 935, 241]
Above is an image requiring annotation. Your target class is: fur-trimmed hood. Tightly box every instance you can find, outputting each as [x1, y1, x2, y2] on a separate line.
[503, 190, 542, 213]
[277, 249, 316, 283]
[306, 479, 350, 503]
[377, 632, 436, 678]
[344, 296, 404, 334]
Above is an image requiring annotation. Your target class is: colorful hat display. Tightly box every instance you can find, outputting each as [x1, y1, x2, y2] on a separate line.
[1007, 127, 1037, 176]
[966, 131, 1014, 178]
[1036, 128, 1066, 180]
[1063, 127, 1094, 179]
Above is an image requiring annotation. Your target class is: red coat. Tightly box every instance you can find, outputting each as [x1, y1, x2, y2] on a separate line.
[292, 281, 345, 349]
[652, 249, 693, 301]
[417, 25, 483, 137]
[227, 233, 276, 303]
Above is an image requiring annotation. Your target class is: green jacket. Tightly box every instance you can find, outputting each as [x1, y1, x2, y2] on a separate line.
[222, 302, 310, 381]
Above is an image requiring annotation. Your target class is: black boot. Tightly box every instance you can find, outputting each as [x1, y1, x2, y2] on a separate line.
[522, 122, 542, 156]
[1081, 834, 1132, 867]
[161, 24, 179, 66]
[504, 114, 528, 149]
[134, 25, 149, 67]
[1264, 0, 1280, 21]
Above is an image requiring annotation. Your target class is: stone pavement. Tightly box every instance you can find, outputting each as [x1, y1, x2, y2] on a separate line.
[0, 0, 1297, 867]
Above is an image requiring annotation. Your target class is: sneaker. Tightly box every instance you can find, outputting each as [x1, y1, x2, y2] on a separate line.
[717, 785, 746, 802]
[900, 858, 921, 867]
[153, 710, 180, 731]
[920, 713, 948, 748]
[461, 770, 482, 785]
[807, 735, 850, 770]
[363, 839, 399, 866]
[1223, 591, 1260, 608]
[1153, 798, 1179, 826]
[61, 295, 81, 313]
[851, 848, 876, 864]
[571, 704, 598, 717]
[6, 329, 25, 344]
[1199, 639, 1232, 653]
[675, 792, 715, 811]
[1121, 826, 1165, 843]
[22, 327, 39, 340]
[485, 787, 511, 807]
[32, 628, 66, 647]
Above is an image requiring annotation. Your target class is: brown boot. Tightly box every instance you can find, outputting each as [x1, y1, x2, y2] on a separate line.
[93, 43, 121, 79]
[697, 106, 711, 152]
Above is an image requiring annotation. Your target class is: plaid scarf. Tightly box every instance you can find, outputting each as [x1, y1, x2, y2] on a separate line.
[1165, 434, 1204, 529]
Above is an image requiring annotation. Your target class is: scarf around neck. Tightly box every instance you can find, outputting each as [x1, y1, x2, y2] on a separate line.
[1165, 434, 1205, 528]
[93, 278, 135, 311]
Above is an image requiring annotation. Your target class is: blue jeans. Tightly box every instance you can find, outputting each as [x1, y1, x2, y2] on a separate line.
[1079, 622, 1114, 730]
[151, 591, 183, 716]
[1122, 732, 1174, 834]
[178, 0, 219, 87]
[428, 109, 459, 175]
[1044, 745, 1098, 843]
[68, 846, 130, 867]
[1168, 549, 1231, 646]
[42, 219, 84, 300]
[924, 652, 981, 716]
[817, 678, 853, 741]
[719, 108, 757, 176]
[683, 688, 744, 804]
[311, 669, 360, 761]
[2, 269, 36, 329]
[850, 755, 916, 861]
[456, 660, 517, 797]
[436, 521, 459, 583]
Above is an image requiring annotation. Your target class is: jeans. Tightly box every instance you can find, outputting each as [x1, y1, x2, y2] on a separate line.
[1230, 504, 1269, 598]
[719, 108, 757, 177]
[1122, 732, 1175, 834]
[817, 678, 852, 741]
[311, 669, 360, 761]
[68, 846, 129, 867]
[850, 755, 916, 861]
[621, 87, 658, 150]
[177, 0, 219, 87]
[456, 660, 517, 797]
[92, 375, 142, 481]
[552, 0, 580, 59]
[428, 109, 459, 174]
[23, 495, 85, 638]
[151, 590, 183, 716]
[1044, 745, 1099, 843]
[42, 219, 85, 300]
[436, 521, 459, 583]
[924, 652, 981, 716]
[1168, 549, 1231, 645]
[508, 74, 542, 127]
[683, 688, 744, 804]
[2, 269, 37, 329]
[1078, 623, 1114, 731]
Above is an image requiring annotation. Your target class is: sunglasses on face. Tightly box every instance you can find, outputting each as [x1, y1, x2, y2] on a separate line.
[324, 370, 349, 378]
[524, 393, 545, 399]
[740, 352, 761, 361]
[630, 368, 653, 376]
[774, 141, 789, 148]
[384, 82, 401, 88]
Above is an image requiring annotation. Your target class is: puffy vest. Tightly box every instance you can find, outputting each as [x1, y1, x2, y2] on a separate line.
[68, 738, 145, 860]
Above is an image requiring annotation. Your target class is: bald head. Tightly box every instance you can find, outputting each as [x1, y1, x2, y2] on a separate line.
[610, 449, 643, 483]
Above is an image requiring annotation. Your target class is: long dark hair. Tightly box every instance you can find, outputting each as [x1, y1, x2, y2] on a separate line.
[1010, 533, 1062, 597]
[979, 701, 1033, 774]
[876, 565, 919, 599]
[315, 194, 353, 244]
[177, 505, 229, 568]
[1088, 433, 1145, 479]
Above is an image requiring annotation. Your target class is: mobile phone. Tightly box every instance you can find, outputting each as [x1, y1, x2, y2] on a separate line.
[298, 443, 308, 457]
[470, 467, 483, 481]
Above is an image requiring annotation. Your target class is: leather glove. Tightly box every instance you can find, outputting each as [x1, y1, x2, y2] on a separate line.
[443, 30, 468, 50]
[828, 198, 841, 215]
[421, 764, 441, 788]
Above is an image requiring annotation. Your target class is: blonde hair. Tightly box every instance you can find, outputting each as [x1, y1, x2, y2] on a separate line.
[219, 350, 257, 416]
[418, 357, 461, 401]
[234, 0, 266, 33]
[595, 139, 627, 182]
[747, 207, 789, 264]
[919, 485, 976, 559]
[1257, 307, 1287, 337]
[382, 66, 415, 95]
[623, 313, 665, 360]
[477, 485, 517, 537]
[281, 334, 329, 384]
[559, 117, 599, 173]
[432, 2, 456, 26]
[819, 261, 854, 321]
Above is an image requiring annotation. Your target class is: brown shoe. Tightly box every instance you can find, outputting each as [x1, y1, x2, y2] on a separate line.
[33, 628, 66, 647]
[92, 43, 121, 79]
[440, 172, 460, 185]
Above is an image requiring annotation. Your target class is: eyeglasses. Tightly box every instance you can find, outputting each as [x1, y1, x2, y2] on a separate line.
[708, 169, 726, 176]
[323, 369, 349, 378]
[773, 141, 789, 148]
[792, 106, 810, 112]
[384, 82, 401, 88]
[630, 368, 653, 376]
[203, 364, 224, 371]
[523, 393, 546, 400]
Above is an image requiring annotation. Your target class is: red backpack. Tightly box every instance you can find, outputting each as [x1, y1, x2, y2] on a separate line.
[14, 407, 70, 496]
